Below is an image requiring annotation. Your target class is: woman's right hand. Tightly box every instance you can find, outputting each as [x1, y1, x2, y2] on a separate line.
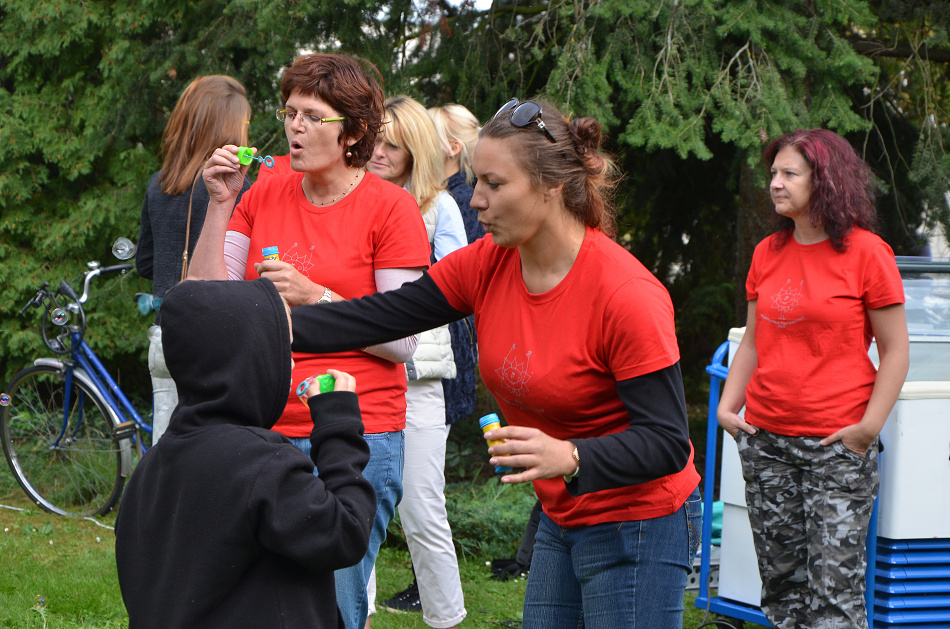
[717, 408, 758, 439]
[202, 145, 250, 204]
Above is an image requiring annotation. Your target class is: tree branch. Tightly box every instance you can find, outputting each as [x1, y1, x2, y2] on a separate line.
[846, 35, 950, 64]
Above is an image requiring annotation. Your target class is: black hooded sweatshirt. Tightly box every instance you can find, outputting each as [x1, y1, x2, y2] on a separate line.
[115, 279, 376, 629]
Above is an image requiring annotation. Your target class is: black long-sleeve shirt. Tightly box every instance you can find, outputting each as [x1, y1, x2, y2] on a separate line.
[292, 273, 692, 496]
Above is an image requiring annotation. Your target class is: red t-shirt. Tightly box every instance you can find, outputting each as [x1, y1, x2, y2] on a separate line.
[228, 172, 430, 436]
[255, 154, 294, 180]
[430, 227, 700, 527]
[745, 228, 904, 436]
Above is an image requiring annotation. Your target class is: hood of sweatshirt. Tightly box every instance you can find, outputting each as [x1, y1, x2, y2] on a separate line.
[160, 279, 292, 434]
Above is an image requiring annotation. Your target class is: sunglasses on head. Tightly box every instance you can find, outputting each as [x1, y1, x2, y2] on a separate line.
[492, 98, 557, 144]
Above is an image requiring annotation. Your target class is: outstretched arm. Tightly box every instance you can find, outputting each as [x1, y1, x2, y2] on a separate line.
[291, 273, 468, 354]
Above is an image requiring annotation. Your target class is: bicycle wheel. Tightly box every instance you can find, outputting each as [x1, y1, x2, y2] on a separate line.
[0, 365, 125, 516]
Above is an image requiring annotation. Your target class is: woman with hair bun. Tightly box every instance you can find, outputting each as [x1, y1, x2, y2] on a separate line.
[290, 97, 702, 628]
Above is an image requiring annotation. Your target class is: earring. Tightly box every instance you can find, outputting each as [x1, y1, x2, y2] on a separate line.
[346, 150, 353, 158]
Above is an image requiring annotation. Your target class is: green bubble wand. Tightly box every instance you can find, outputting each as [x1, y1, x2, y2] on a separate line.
[236, 146, 275, 168]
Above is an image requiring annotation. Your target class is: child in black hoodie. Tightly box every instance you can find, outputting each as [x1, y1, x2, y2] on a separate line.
[115, 278, 376, 629]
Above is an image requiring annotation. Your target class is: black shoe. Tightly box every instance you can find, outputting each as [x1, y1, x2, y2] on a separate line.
[380, 582, 421, 614]
[490, 557, 529, 581]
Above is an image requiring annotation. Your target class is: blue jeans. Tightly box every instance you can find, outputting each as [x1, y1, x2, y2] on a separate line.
[290, 431, 405, 629]
[523, 485, 701, 629]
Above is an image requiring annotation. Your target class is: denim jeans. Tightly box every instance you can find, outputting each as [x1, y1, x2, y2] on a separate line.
[290, 430, 404, 629]
[523, 485, 701, 629]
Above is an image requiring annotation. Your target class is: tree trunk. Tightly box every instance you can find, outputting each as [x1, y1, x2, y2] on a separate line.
[735, 158, 773, 324]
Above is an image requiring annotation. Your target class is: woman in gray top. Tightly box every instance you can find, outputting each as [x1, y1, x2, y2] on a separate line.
[135, 75, 252, 443]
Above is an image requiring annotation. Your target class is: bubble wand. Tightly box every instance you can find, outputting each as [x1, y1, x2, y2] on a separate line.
[236, 146, 275, 168]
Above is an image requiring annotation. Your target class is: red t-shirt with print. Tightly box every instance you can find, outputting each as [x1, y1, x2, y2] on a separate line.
[744, 227, 904, 437]
[228, 171, 430, 437]
[430, 227, 700, 527]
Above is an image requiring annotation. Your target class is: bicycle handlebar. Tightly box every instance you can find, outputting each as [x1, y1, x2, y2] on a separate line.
[18, 282, 51, 316]
[78, 263, 133, 304]
[19, 262, 133, 314]
[19, 261, 133, 354]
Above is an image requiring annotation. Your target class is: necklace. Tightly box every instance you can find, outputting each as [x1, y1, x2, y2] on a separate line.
[304, 170, 361, 206]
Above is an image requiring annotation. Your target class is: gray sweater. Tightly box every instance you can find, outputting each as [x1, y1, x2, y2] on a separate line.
[135, 171, 251, 303]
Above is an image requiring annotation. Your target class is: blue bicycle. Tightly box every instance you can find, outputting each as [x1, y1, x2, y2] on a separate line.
[0, 259, 151, 516]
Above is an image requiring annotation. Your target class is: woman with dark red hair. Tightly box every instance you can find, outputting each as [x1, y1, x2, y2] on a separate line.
[718, 128, 909, 629]
[190, 53, 430, 629]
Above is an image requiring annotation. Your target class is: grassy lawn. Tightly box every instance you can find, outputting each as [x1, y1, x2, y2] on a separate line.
[0, 456, 766, 629]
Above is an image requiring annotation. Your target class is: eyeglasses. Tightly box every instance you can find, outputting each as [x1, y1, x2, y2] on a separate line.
[276, 108, 346, 126]
[492, 98, 556, 143]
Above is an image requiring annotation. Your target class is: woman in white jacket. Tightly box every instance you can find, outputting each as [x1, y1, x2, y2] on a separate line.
[365, 95, 468, 629]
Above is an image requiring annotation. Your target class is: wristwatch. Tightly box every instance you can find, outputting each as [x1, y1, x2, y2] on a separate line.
[317, 287, 332, 304]
[563, 445, 580, 482]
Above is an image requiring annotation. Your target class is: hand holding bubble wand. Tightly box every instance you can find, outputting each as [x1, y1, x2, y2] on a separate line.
[237, 146, 275, 168]
[295, 373, 341, 408]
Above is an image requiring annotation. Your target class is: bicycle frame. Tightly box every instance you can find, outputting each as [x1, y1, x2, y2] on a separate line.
[33, 331, 149, 476]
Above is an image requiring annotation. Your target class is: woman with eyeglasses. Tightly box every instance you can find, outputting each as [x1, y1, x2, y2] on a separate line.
[289, 97, 702, 629]
[189, 53, 431, 629]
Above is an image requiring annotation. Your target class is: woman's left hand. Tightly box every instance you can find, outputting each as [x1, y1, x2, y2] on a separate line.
[820, 423, 876, 456]
[485, 425, 578, 483]
[254, 260, 325, 307]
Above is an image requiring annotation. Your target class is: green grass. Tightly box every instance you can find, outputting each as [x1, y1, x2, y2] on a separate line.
[1, 460, 765, 629]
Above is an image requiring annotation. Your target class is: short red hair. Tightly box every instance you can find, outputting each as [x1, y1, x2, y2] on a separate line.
[280, 53, 385, 168]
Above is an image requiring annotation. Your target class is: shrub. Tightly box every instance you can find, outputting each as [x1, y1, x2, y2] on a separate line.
[386, 478, 537, 561]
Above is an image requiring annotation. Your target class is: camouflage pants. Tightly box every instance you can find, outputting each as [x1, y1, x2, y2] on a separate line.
[735, 429, 879, 629]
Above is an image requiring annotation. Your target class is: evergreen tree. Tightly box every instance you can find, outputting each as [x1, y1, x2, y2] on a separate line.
[416, 0, 950, 389]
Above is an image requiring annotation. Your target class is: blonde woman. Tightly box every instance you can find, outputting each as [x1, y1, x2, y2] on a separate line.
[366, 95, 468, 629]
[428, 103, 485, 244]
[135, 75, 252, 444]
[427, 104, 483, 429]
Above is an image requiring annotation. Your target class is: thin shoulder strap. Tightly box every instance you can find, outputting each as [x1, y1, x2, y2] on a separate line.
[181, 169, 202, 282]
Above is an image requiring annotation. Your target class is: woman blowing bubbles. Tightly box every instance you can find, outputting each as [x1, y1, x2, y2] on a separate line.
[717, 129, 909, 629]
[290, 97, 703, 629]
[188, 54, 431, 629]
